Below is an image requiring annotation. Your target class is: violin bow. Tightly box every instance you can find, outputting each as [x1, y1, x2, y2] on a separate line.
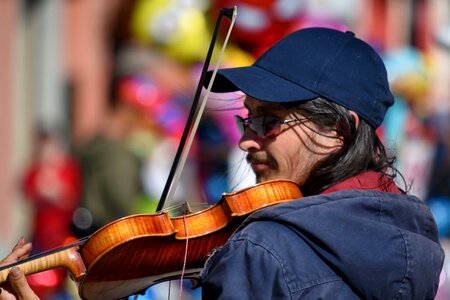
[156, 6, 238, 212]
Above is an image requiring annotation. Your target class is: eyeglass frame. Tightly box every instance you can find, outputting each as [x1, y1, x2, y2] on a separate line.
[234, 114, 307, 138]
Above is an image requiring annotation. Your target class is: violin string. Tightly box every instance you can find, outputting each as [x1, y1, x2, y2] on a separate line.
[162, 202, 186, 215]
[11, 237, 88, 262]
[168, 281, 172, 299]
[0, 236, 89, 271]
[179, 215, 189, 300]
[163, 202, 211, 216]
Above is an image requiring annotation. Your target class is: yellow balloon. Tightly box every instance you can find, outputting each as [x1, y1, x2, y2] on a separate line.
[130, 0, 210, 62]
[130, 0, 172, 44]
[164, 8, 210, 62]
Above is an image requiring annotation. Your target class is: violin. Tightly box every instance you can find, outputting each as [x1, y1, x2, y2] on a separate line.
[0, 180, 302, 299]
[0, 6, 304, 300]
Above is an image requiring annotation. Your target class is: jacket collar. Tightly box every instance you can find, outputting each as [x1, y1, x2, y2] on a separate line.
[320, 171, 401, 195]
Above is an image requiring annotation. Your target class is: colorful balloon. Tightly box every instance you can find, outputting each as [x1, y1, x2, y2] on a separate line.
[130, 0, 211, 62]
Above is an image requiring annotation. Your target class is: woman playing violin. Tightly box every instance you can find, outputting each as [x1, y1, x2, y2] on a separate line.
[1, 28, 444, 299]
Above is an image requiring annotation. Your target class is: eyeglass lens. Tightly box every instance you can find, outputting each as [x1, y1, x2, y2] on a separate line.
[234, 115, 283, 138]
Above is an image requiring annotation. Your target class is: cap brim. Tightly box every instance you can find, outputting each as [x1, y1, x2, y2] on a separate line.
[206, 66, 319, 103]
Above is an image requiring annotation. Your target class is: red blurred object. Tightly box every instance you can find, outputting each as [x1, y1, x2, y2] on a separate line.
[212, 0, 305, 56]
[22, 132, 82, 298]
[27, 269, 66, 298]
[117, 75, 186, 139]
[117, 74, 170, 112]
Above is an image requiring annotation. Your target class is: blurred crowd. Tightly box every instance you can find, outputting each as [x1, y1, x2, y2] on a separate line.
[3, 0, 450, 299]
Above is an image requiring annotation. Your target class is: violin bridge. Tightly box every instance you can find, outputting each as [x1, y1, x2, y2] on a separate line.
[181, 201, 192, 215]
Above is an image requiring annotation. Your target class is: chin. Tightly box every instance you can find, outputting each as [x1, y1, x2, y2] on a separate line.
[257, 173, 303, 185]
[255, 175, 269, 184]
[256, 173, 281, 183]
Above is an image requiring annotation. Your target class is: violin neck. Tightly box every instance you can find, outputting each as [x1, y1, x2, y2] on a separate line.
[0, 246, 85, 284]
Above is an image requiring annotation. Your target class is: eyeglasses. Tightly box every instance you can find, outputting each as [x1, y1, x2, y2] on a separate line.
[234, 115, 306, 138]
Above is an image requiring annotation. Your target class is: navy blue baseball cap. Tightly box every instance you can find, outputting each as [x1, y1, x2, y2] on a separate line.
[207, 27, 394, 128]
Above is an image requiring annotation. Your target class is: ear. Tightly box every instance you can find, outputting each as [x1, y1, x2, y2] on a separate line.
[349, 111, 360, 129]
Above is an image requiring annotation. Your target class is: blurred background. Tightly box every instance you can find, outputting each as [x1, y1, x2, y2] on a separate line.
[1, 0, 450, 299]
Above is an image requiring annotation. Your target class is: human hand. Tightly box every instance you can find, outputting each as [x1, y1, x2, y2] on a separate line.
[0, 238, 39, 300]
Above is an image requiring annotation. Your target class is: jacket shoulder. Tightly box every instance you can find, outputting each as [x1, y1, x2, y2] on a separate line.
[201, 219, 360, 299]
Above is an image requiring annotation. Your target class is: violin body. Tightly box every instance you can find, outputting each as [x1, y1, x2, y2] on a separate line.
[0, 180, 301, 299]
[79, 179, 302, 299]
[79, 213, 231, 299]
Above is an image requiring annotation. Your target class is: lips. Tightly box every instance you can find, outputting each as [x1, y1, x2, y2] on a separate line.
[246, 154, 273, 172]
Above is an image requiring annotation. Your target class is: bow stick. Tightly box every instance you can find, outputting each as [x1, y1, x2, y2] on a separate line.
[157, 6, 238, 212]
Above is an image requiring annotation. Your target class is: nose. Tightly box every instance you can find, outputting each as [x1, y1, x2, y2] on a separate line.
[238, 127, 263, 152]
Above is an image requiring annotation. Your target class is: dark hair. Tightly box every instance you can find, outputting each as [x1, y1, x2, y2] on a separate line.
[283, 97, 404, 196]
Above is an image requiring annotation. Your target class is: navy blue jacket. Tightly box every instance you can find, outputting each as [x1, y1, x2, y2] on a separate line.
[199, 190, 444, 299]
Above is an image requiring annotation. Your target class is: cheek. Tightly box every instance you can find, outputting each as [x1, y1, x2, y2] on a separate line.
[277, 133, 325, 184]
[287, 147, 316, 184]
[267, 139, 306, 181]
